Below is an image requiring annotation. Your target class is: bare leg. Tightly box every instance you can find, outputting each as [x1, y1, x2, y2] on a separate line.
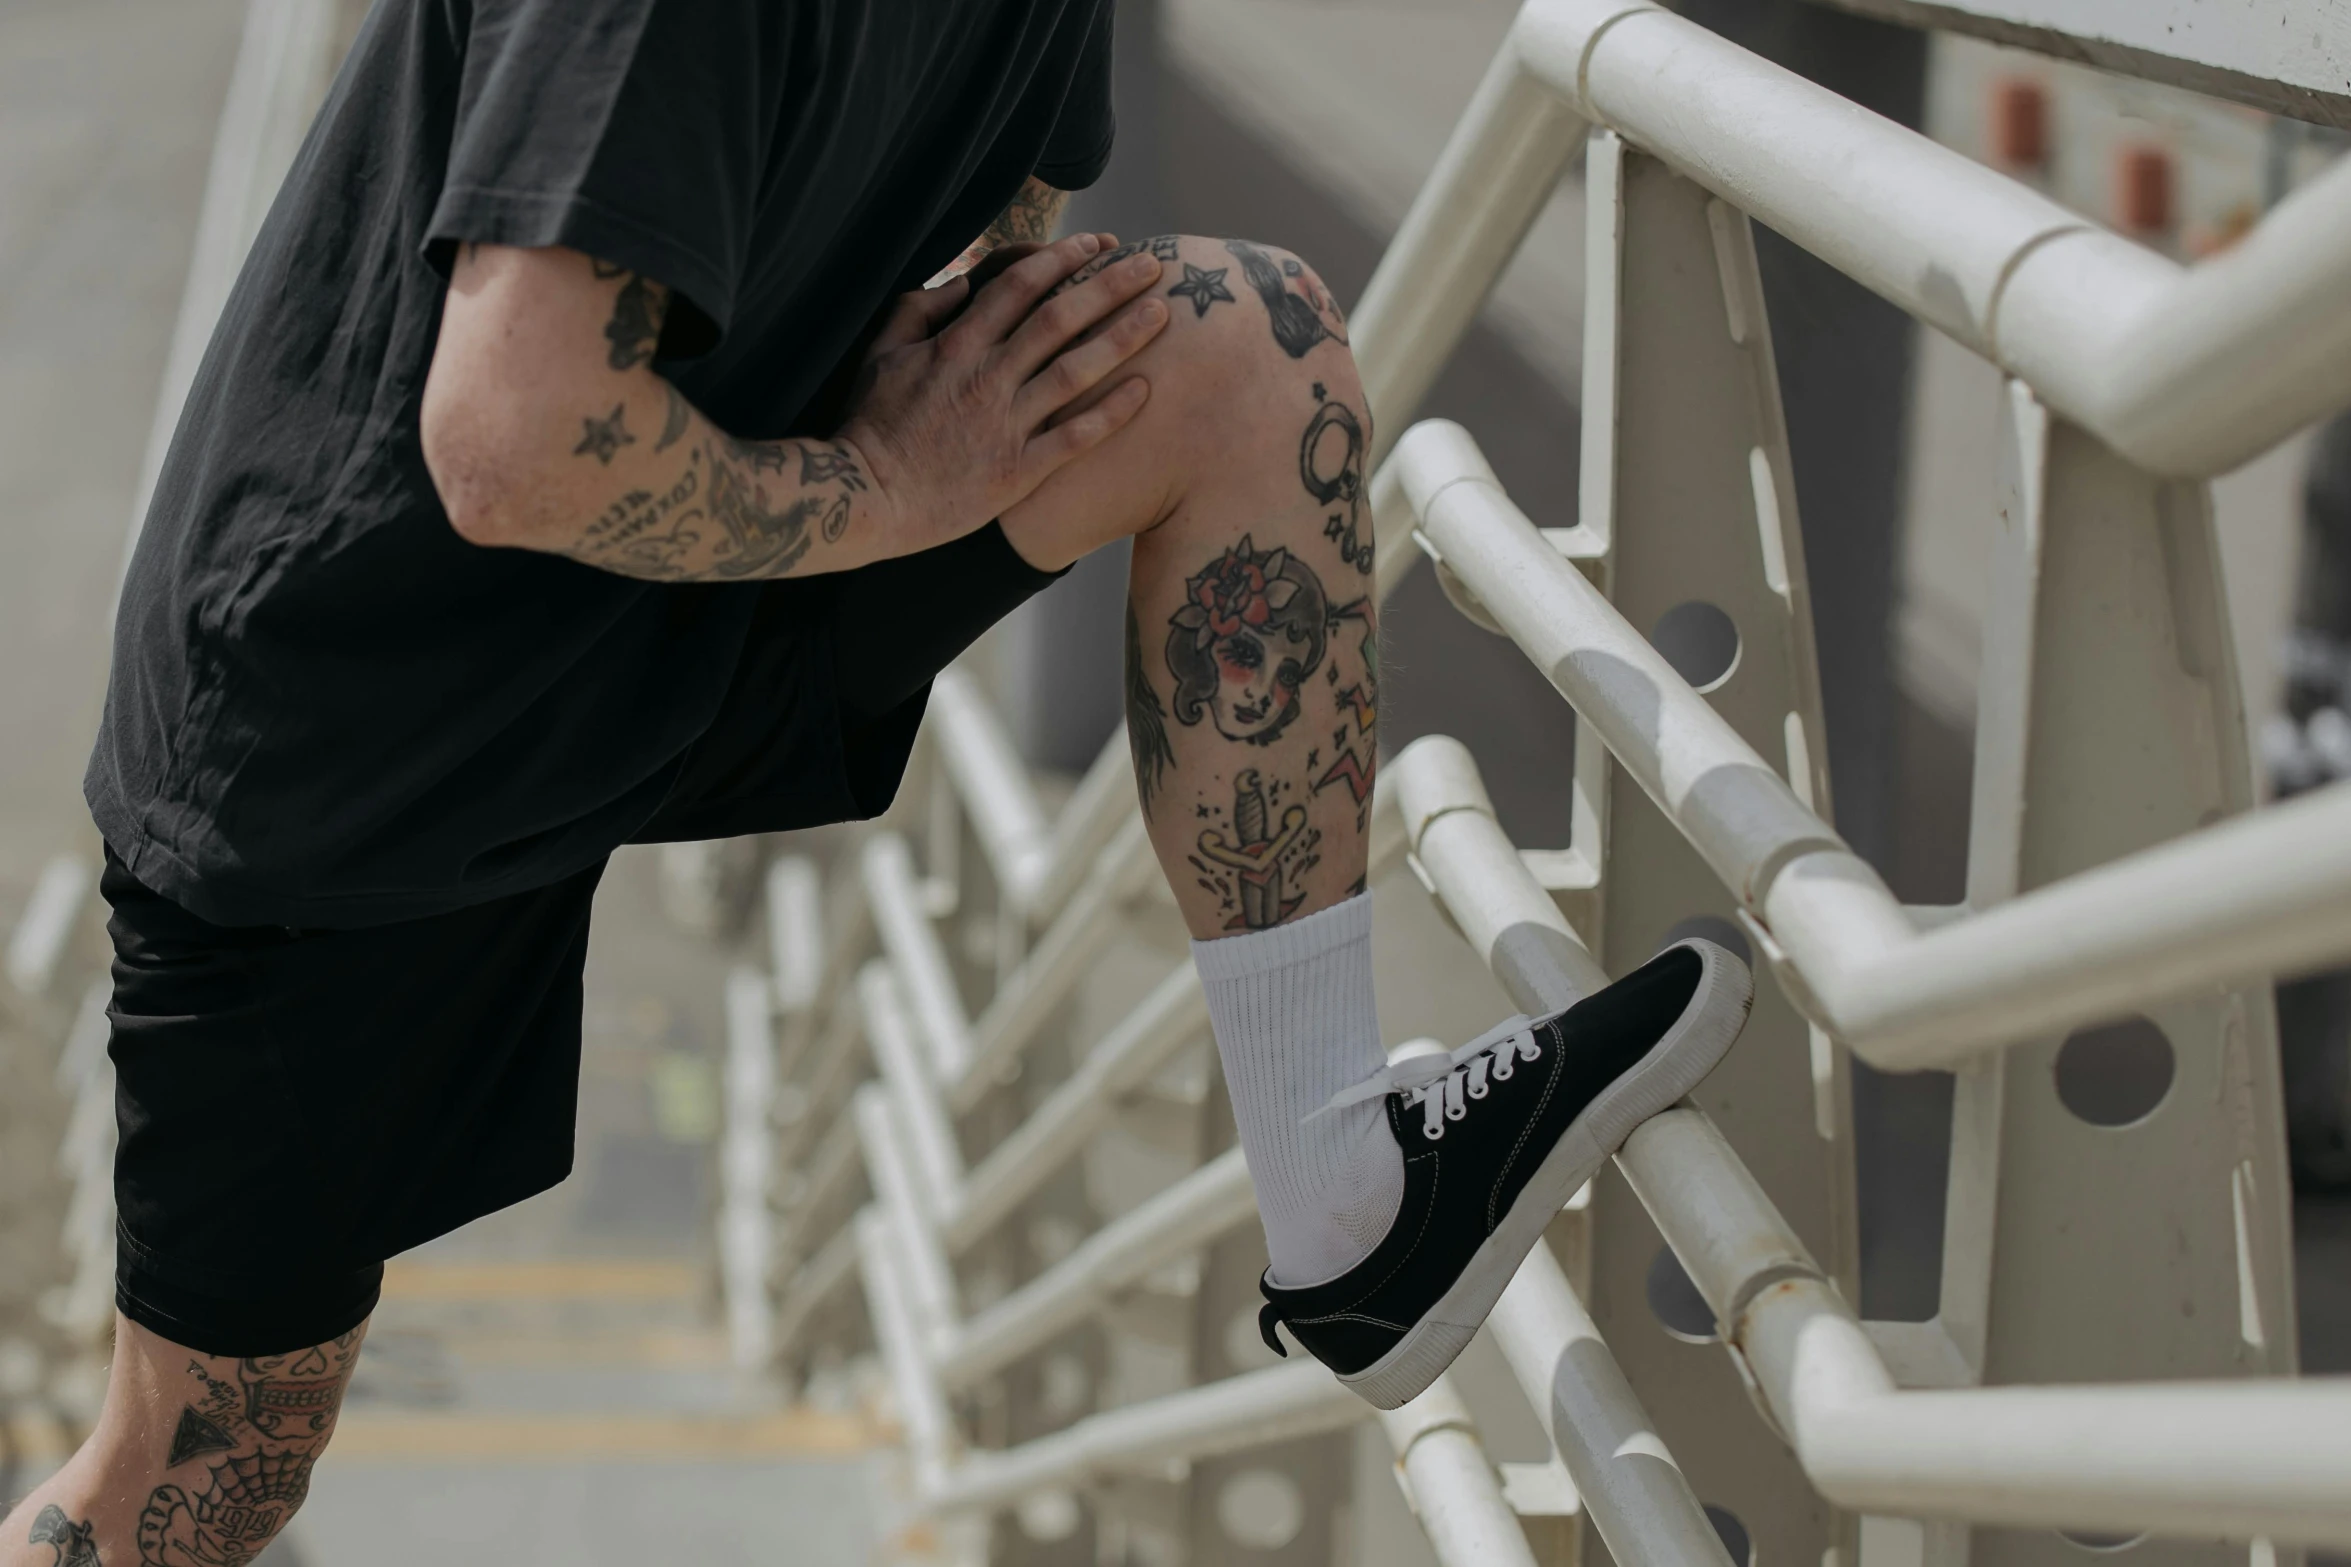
[1002, 235, 1395, 1290]
[1, 1315, 361, 1566]
[1001, 234, 1375, 932]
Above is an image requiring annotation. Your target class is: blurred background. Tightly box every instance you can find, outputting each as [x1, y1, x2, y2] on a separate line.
[0, 0, 2345, 1561]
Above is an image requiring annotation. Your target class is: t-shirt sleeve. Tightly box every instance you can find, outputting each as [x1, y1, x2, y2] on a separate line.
[1032, 0, 1116, 191]
[425, 0, 774, 351]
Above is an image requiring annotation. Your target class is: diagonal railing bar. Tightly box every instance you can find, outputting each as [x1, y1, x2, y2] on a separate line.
[937, 1148, 1256, 1391]
[1394, 421, 2351, 1070]
[941, 962, 1207, 1253]
[1389, 660, 2351, 1549]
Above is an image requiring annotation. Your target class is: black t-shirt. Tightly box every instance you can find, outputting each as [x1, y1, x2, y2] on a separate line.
[87, 0, 1114, 929]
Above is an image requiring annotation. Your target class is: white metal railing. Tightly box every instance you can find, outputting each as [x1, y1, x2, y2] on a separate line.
[1, 854, 113, 1358]
[1391, 734, 2351, 1545]
[724, 1, 2351, 1563]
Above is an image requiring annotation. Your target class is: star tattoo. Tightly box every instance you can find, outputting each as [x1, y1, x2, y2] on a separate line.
[1167, 262, 1235, 319]
[574, 404, 634, 465]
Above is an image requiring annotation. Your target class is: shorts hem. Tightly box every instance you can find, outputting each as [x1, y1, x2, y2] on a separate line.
[116, 1254, 383, 1359]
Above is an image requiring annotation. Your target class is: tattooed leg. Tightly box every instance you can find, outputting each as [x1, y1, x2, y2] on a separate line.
[0, 1314, 363, 1567]
[1003, 235, 1372, 940]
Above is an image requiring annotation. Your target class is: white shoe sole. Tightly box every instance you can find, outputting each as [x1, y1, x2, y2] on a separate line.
[1337, 940, 1755, 1410]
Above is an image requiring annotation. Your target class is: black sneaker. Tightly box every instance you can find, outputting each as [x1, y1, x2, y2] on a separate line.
[1256, 939, 1753, 1409]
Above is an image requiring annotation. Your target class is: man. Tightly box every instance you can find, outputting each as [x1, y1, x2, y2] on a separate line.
[6, 0, 1750, 1558]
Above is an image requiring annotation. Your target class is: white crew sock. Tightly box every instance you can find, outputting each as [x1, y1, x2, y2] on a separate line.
[1193, 893, 1404, 1288]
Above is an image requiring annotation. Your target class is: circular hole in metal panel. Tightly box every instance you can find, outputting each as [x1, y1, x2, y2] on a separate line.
[1706, 1505, 1756, 1567]
[1651, 601, 1742, 693]
[2054, 1017, 2175, 1128]
[1646, 1245, 1718, 1343]
[2058, 1531, 2147, 1554]
[1217, 1468, 1305, 1550]
[1658, 915, 1752, 968]
[1017, 1489, 1083, 1543]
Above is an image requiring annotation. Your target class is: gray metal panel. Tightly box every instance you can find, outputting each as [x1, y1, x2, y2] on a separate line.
[1950, 399, 2303, 1567]
[1576, 130, 1854, 1567]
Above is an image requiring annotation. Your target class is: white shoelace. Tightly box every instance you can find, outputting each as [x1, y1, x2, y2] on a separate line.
[1303, 1014, 1543, 1141]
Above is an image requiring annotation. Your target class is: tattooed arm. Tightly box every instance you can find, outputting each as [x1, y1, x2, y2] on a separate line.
[421, 234, 1165, 582]
[930, 175, 1073, 285]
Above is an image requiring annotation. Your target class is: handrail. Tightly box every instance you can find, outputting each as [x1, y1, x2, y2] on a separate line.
[1390, 737, 2351, 1548]
[926, 668, 1056, 913]
[1395, 421, 2351, 1070]
[1358, 0, 2351, 481]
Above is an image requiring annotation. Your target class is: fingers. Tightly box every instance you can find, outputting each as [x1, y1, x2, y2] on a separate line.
[943, 232, 1104, 350]
[1020, 376, 1150, 487]
[996, 248, 1165, 386]
[1010, 294, 1168, 429]
[870, 277, 970, 355]
[964, 240, 1046, 291]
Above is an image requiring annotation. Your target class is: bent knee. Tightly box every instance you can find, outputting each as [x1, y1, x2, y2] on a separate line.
[1059, 234, 1355, 377]
[1157, 235, 1353, 368]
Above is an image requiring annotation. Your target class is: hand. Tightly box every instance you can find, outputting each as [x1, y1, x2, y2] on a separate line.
[834, 231, 1167, 566]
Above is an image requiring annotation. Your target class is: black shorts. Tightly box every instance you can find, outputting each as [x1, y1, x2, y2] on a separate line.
[105, 523, 1059, 1357]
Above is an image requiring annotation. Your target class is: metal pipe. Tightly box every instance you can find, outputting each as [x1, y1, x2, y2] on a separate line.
[1029, 730, 1144, 929]
[1402, 422, 1860, 912]
[1618, 1109, 2351, 1548]
[858, 1211, 958, 1494]
[1505, 0, 2351, 477]
[940, 1150, 1257, 1390]
[954, 816, 1160, 1109]
[1765, 788, 2351, 1068]
[852, 1089, 959, 1351]
[857, 962, 966, 1221]
[765, 855, 825, 1013]
[721, 967, 779, 1369]
[1399, 418, 2351, 1068]
[1488, 1245, 1735, 1567]
[1393, 734, 1608, 1010]
[785, 1112, 865, 1245]
[1391, 740, 1737, 1567]
[5, 854, 91, 1001]
[863, 834, 975, 1081]
[1408, 740, 2351, 1547]
[772, 1222, 861, 1363]
[926, 1361, 1367, 1516]
[943, 963, 1208, 1252]
[1379, 1377, 1546, 1567]
[1349, 27, 1590, 466]
[929, 667, 1056, 911]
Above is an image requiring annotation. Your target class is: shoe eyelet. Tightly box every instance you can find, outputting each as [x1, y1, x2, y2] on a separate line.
[1423, 1125, 1444, 1140]
[1468, 1083, 1488, 1098]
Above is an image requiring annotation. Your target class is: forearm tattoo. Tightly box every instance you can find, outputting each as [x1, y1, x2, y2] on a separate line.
[992, 177, 1069, 246]
[551, 261, 872, 581]
[591, 257, 665, 369]
[933, 176, 1073, 283]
